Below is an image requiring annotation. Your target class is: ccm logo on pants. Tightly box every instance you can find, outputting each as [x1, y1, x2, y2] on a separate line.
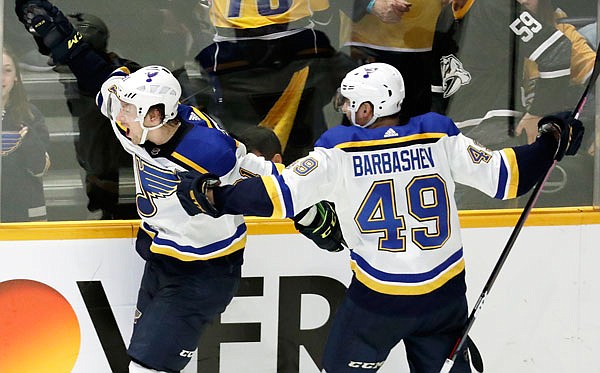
[348, 361, 385, 369]
[179, 350, 195, 358]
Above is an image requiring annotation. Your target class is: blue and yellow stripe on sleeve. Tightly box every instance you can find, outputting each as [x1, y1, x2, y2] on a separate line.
[495, 148, 519, 199]
[261, 175, 295, 219]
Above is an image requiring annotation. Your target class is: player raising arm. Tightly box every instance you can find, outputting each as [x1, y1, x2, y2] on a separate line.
[177, 63, 583, 372]
[14, 1, 285, 372]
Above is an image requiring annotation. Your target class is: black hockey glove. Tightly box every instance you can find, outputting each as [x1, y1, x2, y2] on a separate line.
[293, 201, 347, 253]
[176, 171, 222, 218]
[537, 111, 584, 161]
[15, 0, 84, 64]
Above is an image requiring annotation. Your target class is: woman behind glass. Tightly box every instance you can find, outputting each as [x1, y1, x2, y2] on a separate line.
[1, 46, 50, 222]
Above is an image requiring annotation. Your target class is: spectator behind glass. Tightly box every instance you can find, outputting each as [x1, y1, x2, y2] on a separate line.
[516, 0, 596, 143]
[194, 0, 358, 164]
[339, 0, 443, 121]
[52, 13, 140, 219]
[513, 0, 597, 208]
[431, 0, 574, 147]
[1, 46, 50, 222]
[430, 0, 577, 209]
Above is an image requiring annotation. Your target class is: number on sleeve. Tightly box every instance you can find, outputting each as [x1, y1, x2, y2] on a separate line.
[292, 157, 318, 176]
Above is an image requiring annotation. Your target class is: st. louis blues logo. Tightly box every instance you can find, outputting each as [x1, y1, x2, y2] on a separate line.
[145, 71, 158, 82]
[440, 54, 471, 98]
[135, 157, 179, 218]
[1, 131, 24, 155]
[361, 66, 378, 78]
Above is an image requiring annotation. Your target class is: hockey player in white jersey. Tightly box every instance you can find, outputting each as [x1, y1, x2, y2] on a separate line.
[14, 1, 286, 372]
[176, 62, 584, 372]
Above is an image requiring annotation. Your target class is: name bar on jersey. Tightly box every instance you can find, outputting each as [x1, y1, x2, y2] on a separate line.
[353, 146, 435, 177]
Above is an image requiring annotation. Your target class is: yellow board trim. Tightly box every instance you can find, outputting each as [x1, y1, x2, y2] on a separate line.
[0, 207, 598, 240]
[0, 220, 137, 240]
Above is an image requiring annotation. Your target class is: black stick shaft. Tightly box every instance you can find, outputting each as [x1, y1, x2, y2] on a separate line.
[447, 160, 556, 362]
[443, 40, 600, 371]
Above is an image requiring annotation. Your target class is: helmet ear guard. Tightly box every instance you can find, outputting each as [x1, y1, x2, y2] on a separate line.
[339, 63, 405, 127]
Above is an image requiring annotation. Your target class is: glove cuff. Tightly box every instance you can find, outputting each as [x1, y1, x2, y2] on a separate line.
[293, 205, 318, 226]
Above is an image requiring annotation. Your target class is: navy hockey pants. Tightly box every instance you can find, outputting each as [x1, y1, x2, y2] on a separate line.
[127, 240, 242, 372]
[322, 295, 471, 373]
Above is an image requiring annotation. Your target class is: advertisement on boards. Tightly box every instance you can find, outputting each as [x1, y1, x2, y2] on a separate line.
[2, 222, 600, 372]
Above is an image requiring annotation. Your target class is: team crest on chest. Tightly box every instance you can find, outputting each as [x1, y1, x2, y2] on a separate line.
[134, 157, 179, 217]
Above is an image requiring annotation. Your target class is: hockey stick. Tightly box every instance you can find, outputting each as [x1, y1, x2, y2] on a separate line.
[440, 43, 600, 373]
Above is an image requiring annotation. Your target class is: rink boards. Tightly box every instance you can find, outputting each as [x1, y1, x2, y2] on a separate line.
[0, 207, 599, 373]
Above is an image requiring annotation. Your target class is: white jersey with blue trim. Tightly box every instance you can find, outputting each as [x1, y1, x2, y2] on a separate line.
[263, 112, 519, 295]
[96, 68, 278, 261]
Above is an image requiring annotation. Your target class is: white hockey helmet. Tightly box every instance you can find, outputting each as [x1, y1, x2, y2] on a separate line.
[338, 62, 405, 127]
[114, 65, 181, 143]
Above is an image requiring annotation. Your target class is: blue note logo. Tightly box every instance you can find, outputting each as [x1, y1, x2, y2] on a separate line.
[134, 157, 179, 217]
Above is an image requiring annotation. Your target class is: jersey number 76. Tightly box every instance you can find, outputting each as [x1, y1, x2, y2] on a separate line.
[228, 0, 292, 17]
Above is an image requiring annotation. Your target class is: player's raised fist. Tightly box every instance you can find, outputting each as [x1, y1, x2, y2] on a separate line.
[14, 0, 83, 63]
[537, 111, 584, 161]
[15, 0, 56, 30]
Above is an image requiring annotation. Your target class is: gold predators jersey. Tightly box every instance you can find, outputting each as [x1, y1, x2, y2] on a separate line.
[340, 0, 441, 51]
[210, 0, 329, 29]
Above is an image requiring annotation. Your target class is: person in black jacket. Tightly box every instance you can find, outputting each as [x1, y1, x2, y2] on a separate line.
[1, 45, 50, 222]
[52, 13, 140, 219]
[430, 0, 577, 209]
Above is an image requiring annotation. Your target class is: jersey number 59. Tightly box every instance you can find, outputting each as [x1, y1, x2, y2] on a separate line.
[509, 11, 542, 43]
